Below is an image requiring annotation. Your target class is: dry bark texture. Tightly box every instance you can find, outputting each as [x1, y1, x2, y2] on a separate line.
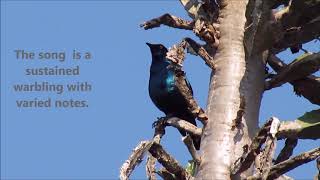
[197, 0, 265, 179]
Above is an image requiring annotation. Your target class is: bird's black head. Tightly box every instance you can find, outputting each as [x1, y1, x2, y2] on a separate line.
[146, 43, 168, 60]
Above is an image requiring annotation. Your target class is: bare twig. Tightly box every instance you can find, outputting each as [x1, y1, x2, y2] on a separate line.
[120, 140, 153, 180]
[183, 38, 216, 70]
[182, 135, 201, 165]
[275, 138, 298, 164]
[166, 117, 202, 137]
[150, 118, 194, 179]
[149, 143, 193, 180]
[141, 13, 194, 30]
[146, 154, 157, 180]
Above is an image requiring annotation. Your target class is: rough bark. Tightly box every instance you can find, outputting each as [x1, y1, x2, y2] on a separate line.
[196, 0, 264, 179]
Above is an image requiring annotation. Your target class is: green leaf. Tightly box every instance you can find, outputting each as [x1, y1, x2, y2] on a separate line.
[185, 160, 197, 176]
[296, 109, 320, 139]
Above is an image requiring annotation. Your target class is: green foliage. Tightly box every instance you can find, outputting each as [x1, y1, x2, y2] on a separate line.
[296, 109, 320, 139]
[185, 160, 197, 176]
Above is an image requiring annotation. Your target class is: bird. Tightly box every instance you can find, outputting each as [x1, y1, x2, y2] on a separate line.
[146, 42, 201, 150]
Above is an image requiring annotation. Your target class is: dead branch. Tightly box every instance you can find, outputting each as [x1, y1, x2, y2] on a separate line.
[141, 13, 194, 30]
[166, 117, 202, 137]
[248, 148, 320, 180]
[149, 143, 193, 180]
[173, 67, 208, 122]
[183, 38, 216, 70]
[260, 118, 280, 179]
[193, 19, 219, 46]
[182, 135, 201, 165]
[231, 118, 274, 175]
[275, 138, 298, 164]
[260, 138, 277, 178]
[267, 147, 320, 180]
[146, 154, 157, 180]
[120, 140, 154, 180]
[150, 118, 196, 179]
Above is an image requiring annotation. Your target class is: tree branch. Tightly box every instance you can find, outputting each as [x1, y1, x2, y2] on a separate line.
[193, 19, 220, 46]
[120, 141, 153, 180]
[231, 118, 274, 175]
[183, 37, 216, 70]
[156, 168, 175, 180]
[166, 117, 202, 137]
[275, 138, 298, 164]
[149, 143, 193, 180]
[260, 118, 280, 179]
[277, 120, 320, 140]
[141, 13, 194, 30]
[271, 0, 320, 53]
[268, 54, 320, 105]
[173, 67, 208, 122]
[247, 148, 320, 180]
[146, 154, 157, 180]
[272, 17, 320, 53]
[183, 135, 201, 164]
[267, 147, 320, 180]
[265, 53, 320, 90]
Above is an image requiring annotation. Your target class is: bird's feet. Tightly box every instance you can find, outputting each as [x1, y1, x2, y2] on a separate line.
[152, 117, 168, 128]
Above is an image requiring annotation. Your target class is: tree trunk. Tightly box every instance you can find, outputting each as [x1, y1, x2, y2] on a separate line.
[196, 0, 265, 179]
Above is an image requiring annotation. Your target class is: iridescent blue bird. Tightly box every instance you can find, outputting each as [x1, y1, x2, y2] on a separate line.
[146, 43, 200, 150]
